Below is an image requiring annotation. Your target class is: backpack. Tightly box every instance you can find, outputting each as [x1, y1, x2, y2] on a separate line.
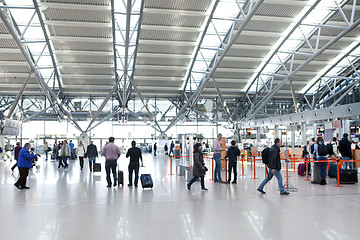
[318, 143, 327, 156]
[326, 143, 334, 155]
[0, 147, 2, 153]
[261, 148, 270, 164]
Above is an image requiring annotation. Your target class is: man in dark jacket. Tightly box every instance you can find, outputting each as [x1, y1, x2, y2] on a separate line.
[14, 143, 38, 190]
[86, 141, 98, 171]
[153, 143, 157, 156]
[257, 138, 289, 195]
[225, 140, 240, 184]
[126, 141, 143, 187]
[339, 133, 353, 169]
[169, 141, 175, 156]
[11, 142, 22, 172]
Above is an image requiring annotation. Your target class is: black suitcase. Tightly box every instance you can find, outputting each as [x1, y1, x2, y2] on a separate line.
[338, 169, 358, 184]
[140, 174, 153, 189]
[93, 163, 101, 172]
[118, 170, 124, 186]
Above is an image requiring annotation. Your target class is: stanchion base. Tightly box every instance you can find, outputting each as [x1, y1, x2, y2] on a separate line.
[334, 185, 344, 188]
[304, 179, 311, 182]
[283, 182, 298, 192]
[251, 177, 258, 179]
[168, 174, 174, 175]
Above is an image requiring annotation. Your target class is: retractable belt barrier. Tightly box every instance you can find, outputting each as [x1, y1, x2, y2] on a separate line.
[169, 156, 189, 175]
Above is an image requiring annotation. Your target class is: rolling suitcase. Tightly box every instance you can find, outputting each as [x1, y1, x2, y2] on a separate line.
[311, 164, 321, 184]
[118, 170, 124, 186]
[328, 163, 337, 178]
[140, 174, 153, 189]
[338, 169, 358, 184]
[297, 163, 306, 176]
[93, 163, 101, 172]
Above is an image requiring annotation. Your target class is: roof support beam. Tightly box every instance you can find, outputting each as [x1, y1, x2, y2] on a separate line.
[245, 17, 360, 120]
[165, 0, 264, 132]
[0, 9, 83, 132]
[212, 78, 233, 122]
[32, 0, 63, 92]
[7, 72, 32, 118]
[181, 0, 220, 98]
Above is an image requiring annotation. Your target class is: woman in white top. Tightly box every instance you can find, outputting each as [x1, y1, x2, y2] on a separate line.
[76, 141, 86, 170]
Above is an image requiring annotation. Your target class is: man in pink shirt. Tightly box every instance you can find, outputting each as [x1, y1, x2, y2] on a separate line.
[213, 133, 225, 183]
[101, 137, 121, 187]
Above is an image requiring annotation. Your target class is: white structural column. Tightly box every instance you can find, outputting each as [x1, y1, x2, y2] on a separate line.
[301, 122, 307, 146]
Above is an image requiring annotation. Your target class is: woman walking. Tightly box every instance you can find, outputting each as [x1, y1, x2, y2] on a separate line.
[187, 143, 208, 191]
[76, 141, 86, 170]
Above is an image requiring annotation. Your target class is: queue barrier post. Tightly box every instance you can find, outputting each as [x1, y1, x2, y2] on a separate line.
[211, 157, 214, 180]
[241, 156, 245, 176]
[169, 156, 174, 175]
[265, 164, 267, 178]
[334, 158, 344, 188]
[225, 159, 228, 182]
[252, 157, 258, 179]
[304, 158, 310, 181]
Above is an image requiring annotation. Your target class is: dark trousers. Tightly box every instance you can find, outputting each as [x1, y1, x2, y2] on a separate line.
[169, 148, 174, 156]
[318, 161, 328, 181]
[15, 167, 29, 188]
[79, 156, 84, 169]
[105, 160, 117, 186]
[11, 160, 18, 171]
[154, 150, 157, 156]
[228, 161, 237, 182]
[128, 163, 140, 186]
[188, 176, 205, 188]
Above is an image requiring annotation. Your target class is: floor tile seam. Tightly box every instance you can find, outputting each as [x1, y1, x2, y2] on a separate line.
[77, 209, 90, 240]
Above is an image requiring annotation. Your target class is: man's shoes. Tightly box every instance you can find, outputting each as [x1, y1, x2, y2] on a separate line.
[106, 185, 111, 188]
[218, 179, 224, 183]
[22, 186, 30, 189]
[280, 191, 290, 195]
[114, 181, 117, 187]
[225, 181, 230, 184]
[187, 184, 191, 190]
[214, 179, 218, 183]
[128, 184, 133, 187]
[201, 187, 208, 191]
[14, 184, 21, 190]
[231, 181, 237, 184]
[135, 185, 138, 188]
[320, 180, 327, 185]
[257, 189, 266, 194]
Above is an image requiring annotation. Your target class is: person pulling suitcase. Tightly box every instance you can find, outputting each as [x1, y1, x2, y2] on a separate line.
[126, 140, 143, 187]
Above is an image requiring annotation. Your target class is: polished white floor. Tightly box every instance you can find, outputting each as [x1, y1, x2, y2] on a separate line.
[1, 153, 359, 240]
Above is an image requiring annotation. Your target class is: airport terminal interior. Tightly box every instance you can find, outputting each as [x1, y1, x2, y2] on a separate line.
[1, 0, 360, 239]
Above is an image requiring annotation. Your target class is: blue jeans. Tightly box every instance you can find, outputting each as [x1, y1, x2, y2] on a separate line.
[188, 176, 205, 188]
[88, 157, 96, 171]
[45, 150, 49, 160]
[213, 154, 222, 181]
[317, 156, 328, 180]
[258, 168, 285, 193]
[342, 156, 353, 169]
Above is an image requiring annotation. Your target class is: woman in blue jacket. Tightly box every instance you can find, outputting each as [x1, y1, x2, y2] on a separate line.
[14, 143, 38, 190]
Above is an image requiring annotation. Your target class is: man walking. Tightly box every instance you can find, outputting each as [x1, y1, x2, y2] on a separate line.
[69, 140, 75, 159]
[153, 142, 157, 156]
[169, 141, 175, 156]
[126, 141, 143, 187]
[86, 141, 98, 171]
[14, 143, 38, 190]
[225, 140, 240, 184]
[101, 137, 121, 187]
[339, 133, 353, 169]
[213, 133, 225, 183]
[11, 142, 22, 172]
[257, 138, 289, 195]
